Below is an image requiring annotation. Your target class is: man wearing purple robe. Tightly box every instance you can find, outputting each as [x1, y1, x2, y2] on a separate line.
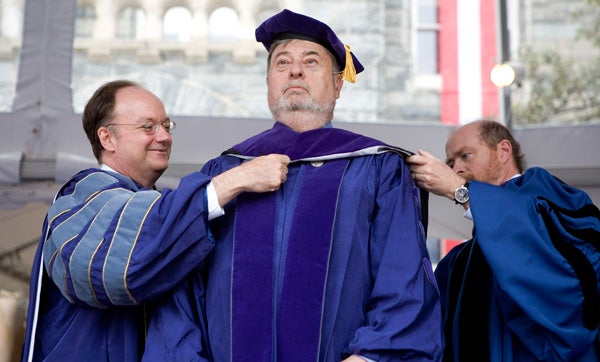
[145, 10, 442, 362]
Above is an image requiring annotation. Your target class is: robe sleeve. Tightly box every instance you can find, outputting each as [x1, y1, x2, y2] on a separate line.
[42, 170, 216, 308]
[347, 154, 443, 361]
[143, 271, 211, 362]
[470, 179, 600, 360]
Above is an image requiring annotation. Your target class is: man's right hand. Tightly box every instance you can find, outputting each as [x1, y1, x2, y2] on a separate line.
[212, 154, 290, 207]
[406, 149, 466, 201]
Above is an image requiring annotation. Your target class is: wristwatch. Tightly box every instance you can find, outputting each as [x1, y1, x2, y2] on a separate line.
[454, 181, 470, 204]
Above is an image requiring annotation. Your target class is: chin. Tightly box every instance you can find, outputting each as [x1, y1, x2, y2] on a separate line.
[152, 160, 169, 171]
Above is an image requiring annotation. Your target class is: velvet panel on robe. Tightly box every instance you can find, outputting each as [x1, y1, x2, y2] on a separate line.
[144, 123, 442, 362]
[21, 168, 215, 362]
[435, 167, 600, 362]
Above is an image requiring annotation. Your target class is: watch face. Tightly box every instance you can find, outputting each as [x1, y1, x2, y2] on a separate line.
[455, 186, 469, 203]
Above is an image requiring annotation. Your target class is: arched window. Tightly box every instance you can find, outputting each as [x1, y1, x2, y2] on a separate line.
[75, 4, 95, 38]
[164, 6, 192, 41]
[0, 0, 24, 112]
[116, 6, 145, 39]
[209, 7, 237, 42]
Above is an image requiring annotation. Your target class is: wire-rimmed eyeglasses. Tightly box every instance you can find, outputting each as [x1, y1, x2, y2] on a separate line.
[106, 119, 177, 135]
[106, 120, 176, 135]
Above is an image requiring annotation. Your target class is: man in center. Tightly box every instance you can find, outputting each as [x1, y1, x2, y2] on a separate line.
[146, 9, 442, 362]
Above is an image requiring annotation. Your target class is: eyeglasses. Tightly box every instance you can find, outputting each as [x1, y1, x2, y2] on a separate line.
[107, 120, 176, 135]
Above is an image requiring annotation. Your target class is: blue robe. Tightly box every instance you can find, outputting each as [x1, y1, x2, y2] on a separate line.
[435, 167, 600, 361]
[21, 168, 215, 361]
[145, 123, 442, 361]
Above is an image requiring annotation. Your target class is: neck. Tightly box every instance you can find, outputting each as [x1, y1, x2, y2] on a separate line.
[276, 113, 331, 132]
[499, 168, 521, 185]
[101, 162, 159, 189]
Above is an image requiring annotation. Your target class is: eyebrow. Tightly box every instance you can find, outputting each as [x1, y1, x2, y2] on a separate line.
[274, 49, 322, 59]
[445, 148, 463, 165]
[139, 117, 170, 123]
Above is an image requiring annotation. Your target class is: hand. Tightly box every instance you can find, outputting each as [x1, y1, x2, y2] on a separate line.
[406, 149, 466, 201]
[212, 154, 290, 207]
[235, 154, 290, 192]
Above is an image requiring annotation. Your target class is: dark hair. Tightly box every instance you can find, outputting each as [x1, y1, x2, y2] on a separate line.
[82, 80, 141, 162]
[478, 120, 526, 173]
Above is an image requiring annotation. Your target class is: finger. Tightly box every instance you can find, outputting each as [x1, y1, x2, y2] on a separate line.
[273, 153, 290, 164]
[417, 149, 431, 157]
[407, 154, 426, 166]
[406, 155, 421, 165]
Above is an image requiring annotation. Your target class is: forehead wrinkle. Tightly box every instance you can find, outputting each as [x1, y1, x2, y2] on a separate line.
[274, 47, 323, 59]
[302, 49, 321, 57]
[273, 48, 291, 59]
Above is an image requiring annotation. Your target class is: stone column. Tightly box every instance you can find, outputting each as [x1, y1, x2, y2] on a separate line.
[138, 1, 162, 63]
[92, 0, 115, 40]
[187, 0, 209, 63]
[89, 0, 116, 62]
[232, 2, 256, 64]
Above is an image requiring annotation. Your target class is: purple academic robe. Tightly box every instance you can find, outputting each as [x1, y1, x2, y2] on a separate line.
[145, 123, 442, 361]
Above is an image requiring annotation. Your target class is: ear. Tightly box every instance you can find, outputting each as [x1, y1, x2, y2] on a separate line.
[334, 74, 344, 99]
[497, 139, 513, 164]
[98, 126, 117, 152]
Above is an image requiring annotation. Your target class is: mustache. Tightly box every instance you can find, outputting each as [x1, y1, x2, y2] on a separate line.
[283, 81, 309, 93]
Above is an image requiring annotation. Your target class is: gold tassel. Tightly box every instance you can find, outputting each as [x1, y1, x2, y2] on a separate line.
[342, 44, 357, 83]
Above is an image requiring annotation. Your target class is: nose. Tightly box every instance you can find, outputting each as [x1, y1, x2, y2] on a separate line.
[154, 125, 172, 140]
[289, 61, 304, 78]
[452, 161, 465, 175]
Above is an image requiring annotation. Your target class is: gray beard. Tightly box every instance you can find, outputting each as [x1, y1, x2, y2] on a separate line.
[270, 97, 335, 119]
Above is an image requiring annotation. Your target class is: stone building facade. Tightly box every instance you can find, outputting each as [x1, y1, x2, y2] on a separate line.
[67, 0, 441, 123]
[0, 0, 596, 122]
